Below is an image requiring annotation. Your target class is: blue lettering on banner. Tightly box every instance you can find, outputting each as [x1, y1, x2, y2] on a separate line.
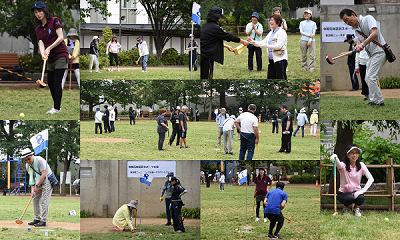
[36, 134, 44, 145]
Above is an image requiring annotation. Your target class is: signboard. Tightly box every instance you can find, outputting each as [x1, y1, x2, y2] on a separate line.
[322, 22, 356, 43]
[127, 161, 176, 178]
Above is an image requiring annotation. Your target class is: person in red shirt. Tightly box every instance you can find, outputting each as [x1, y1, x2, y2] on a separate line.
[254, 167, 273, 222]
[32, 1, 69, 114]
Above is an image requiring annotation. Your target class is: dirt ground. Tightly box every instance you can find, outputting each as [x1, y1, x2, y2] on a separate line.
[80, 218, 200, 234]
[81, 138, 131, 143]
[0, 220, 79, 230]
[321, 89, 400, 98]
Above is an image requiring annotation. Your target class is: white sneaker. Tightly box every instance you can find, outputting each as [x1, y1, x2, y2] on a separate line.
[264, 218, 267, 223]
[354, 208, 362, 217]
[343, 208, 350, 216]
[142, 70, 145, 72]
[110, 69, 113, 72]
[255, 217, 259, 222]
[89, 70, 92, 73]
[117, 69, 120, 72]
[46, 108, 55, 114]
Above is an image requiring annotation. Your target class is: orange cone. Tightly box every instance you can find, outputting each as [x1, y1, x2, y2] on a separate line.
[315, 180, 319, 188]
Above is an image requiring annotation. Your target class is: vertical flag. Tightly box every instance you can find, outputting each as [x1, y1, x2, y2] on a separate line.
[30, 129, 49, 155]
[140, 171, 154, 186]
[239, 169, 247, 185]
[192, 2, 201, 26]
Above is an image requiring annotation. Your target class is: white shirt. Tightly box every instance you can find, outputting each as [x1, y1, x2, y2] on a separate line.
[220, 175, 225, 184]
[355, 49, 369, 69]
[222, 118, 236, 132]
[354, 15, 385, 56]
[235, 112, 258, 134]
[95, 111, 103, 123]
[109, 109, 115, 121]
[138, 40, 149, 57]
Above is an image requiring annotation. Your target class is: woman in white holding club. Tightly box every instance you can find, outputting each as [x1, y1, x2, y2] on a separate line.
[330, 144, 374, 217]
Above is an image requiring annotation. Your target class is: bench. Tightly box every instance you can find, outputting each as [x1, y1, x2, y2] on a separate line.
[0, 53, 25, 81]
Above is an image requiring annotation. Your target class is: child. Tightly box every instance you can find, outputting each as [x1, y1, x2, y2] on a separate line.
[299, 9, 317, 72]
[309, 109, 318, 137]
[264, 181, 288, 239]
[95, 107, 102, 134]
[219, 172, 225, 191]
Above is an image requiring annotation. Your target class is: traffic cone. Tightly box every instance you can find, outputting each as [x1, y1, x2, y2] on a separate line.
[141, 113, 143, 120]
[315, 180, 319, 188]
[258, 115, 261, 123]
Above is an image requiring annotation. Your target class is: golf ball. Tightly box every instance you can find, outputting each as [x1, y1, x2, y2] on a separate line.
[385, 218, 389, 222]
[159, 233, 162, 235]
[20, 113, 25, 118]
[27, 227, 31, 230]
[235, 229, 238, 231]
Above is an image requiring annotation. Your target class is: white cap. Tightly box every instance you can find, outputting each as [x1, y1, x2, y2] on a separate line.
[304, 9, 312, 15]
[176, 106, 181, 110]
[93, 36, 99, 40]
[347, 146, 362, 154]
[300, 108, 306, 113]
[21, 148, 34, 158]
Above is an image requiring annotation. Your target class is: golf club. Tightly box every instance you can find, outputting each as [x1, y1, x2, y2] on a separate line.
[251, 196, 256, 219]
[36, 58, 48, 88]
[283, 215, 292, 223]
[134, 199, 138, 230]
[15, 193, 34, 224]
[69, 61, 72, 91]
[135, 56, 140, 65]
[333, 156, 338, 217]
[106, 52, 109, 71]
[326, 49, 356, 65]
[167, 130, 171, 151]
[256, 144, 261, 160]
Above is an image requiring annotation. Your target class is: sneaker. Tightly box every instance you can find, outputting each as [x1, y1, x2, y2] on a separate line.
[142, 70, 145, 72]
[165, 223, 172, 226]
[75, 194, 79, 196]
[110, 69, 113, 72]
[343, 208, 350, 216]
[89, 70, 92, 73]
[264, 218, 267, 223]
[34, 221, 46, 227]
[268, 234, 278, 239]
[310, 68, 314, 72]
[54, 108, 62, 114]
[117, 69, 120, 72]
[255, 217, 260, 222]
[175, 230, 183, 233]
[28, 219, 41, 225]
[302, 68, 307, 71]
[185, 146, 190, 148]
[115, 226, 123, 231]
[274, 234, 283, 239]
[96, 71, 101, 73]
[180, 146, 185, 149]
[354, 208, 362, 217]
[46, 108, 56, 114]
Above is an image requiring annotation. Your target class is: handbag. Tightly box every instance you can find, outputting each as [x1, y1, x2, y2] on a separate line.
[30, 165, 59, 188]
[356, 30, 396, 63]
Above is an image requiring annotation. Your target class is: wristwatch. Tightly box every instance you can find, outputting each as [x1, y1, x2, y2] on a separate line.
[361, 42, 366, 48]
[35, 184, 41, 187]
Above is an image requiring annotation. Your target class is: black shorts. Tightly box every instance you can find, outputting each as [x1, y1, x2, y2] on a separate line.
[180, 129, 187, 138]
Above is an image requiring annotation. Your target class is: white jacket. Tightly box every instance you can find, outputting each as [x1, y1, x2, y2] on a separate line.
[138, 40, 149, 57]
[355, 49, 369, 69]
[254, 28, 288, 63]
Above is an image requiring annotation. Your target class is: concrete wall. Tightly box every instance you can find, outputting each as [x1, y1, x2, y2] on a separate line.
[320, 4, 400, 91]
[80, 160, 200, 218]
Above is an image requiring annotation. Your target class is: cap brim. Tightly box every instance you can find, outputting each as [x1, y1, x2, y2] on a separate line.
[347, 146, 362, 154]
[221, 14, 227, 19]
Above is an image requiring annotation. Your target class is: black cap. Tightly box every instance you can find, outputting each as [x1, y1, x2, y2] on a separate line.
[104, 105, 108, 108]
[170, 177, 178, 182]
[209, 6, 226, 19]
[248, 104, 256, 111]
[344, 34, 354, 42]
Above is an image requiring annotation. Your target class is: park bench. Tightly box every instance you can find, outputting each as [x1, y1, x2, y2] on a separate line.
[0, 53, 25, 81]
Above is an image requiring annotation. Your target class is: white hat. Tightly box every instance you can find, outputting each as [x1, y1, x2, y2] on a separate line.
[21, 148, 34, 158]
[189, 34, 194, 37]
[230, 115, 236, 120]
[93, 36, 99, 40]
[347, 146, 362, 154]
[67, 28, 78, 37]
[176, 106, 181, 110]
[127, 200, 137, 209]
[304, 9, 312, 15]
[300, 108, 306, 113]
[312, 109, 318, 114]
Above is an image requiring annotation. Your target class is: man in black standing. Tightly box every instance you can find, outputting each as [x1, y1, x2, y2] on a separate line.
[170, 177, 187, 233]
[103, 105, 111, 133]
[260, 107, 266, 123]
[2, 174, 7, 196]
[278, 105, 293, 154]
[169, 107, 181, 147]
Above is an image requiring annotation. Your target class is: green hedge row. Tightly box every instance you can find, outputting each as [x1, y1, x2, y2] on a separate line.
[288, 174, 319, 184]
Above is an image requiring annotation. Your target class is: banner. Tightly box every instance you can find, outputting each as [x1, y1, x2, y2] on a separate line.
[239, 169, 247, 184]
[30, 129, 49, 155]
[192, 2, 201, 26]
[322, 21, 380, 43]
[140, 171, 154, 186]
[127, 161, 176, 178]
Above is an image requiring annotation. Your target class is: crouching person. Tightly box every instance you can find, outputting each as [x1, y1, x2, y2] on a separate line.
[113, 200, 137, 232]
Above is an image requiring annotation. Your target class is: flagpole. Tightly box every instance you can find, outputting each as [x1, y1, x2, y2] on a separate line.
[190, 21, 194, 80]
[140, 179, 142, 233]
[245, 179, 248, 228]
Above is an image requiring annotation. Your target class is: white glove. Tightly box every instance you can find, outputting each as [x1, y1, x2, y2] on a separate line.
[354, 190, 363, 199]
[330, 154, 338, 163]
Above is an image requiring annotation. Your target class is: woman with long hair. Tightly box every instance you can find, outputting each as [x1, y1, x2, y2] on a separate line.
[106, 35, 121, 72]
[254, 167, 273, 222]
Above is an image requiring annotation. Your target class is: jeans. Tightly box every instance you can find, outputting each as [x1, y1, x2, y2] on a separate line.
[110, 121, 115, 132]
[239, 132, 256, 160]
[220, 182, 224, 191]
[293, 125, 305, 137]
[165, 198, 172, 224]
[189, 53, 197, 71]
[141, 55, 149, 72]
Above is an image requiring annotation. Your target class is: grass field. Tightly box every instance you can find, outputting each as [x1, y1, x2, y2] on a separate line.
[0, 195, 80, 239]
[80, 225, 200, 240]
[0, 88, 79, 120]
[80, 120, 319, 160]
[80, 34, 319, 80]
[200, 183, 320, 239]
[321, 94, 400, 120]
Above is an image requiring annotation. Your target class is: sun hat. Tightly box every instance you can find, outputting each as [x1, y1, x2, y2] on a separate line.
[21, 148, 34, 158]
[127, 200, 137, 209]
[67, 28, 78, 37]
[304, 9, 312, 15]
[312, 109, 318, 114]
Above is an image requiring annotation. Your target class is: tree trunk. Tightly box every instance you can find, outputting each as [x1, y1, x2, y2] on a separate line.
[208, 87, 213, 121]
[219, 91, 226, 108]
[88, 102, 94, 118]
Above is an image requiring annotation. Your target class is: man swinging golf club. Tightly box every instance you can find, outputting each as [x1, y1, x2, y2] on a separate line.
[234, 104, 259, 160]
[113, 200, 137, 232]
[21, 148, 55, 227]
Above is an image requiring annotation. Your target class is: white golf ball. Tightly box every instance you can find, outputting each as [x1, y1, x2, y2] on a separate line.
[259, 131, 261, 133]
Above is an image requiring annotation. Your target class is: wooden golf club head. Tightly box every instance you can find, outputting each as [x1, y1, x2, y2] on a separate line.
[15, 219, 23, 224]
[326, 55, 334, 65]
[36, 80, 47, 88]
[332, 211, 338, 216]
[288, 217, 292, 223]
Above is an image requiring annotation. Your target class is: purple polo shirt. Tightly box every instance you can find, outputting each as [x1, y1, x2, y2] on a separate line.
[35, 17, 69, 63]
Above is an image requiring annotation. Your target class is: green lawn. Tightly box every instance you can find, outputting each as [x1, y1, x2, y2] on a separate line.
[0, 228, 80, 240]
[321, 94, 400, 120]
[80, 120, 319, 160]
[80, 225, 200, 240]
[80, 34, 319, 80]
[0, 88, 79, 120]
[200, 183, 321, 239]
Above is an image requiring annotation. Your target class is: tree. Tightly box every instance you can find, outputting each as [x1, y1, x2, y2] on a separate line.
[80, 0, 112, 24]
[0, 0, 78, 56]
[80, 80, 111, 117]
[138, 0, 195, 59]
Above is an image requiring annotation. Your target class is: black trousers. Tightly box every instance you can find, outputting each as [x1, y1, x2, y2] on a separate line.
[165, 198, 172, 224]
[130, 116, 135, 125]
[279, 133, 292, 153]
[103, 119, 111, 133]
[3, 186, 6, 195]
[158, 132, 166, 150]
[47, 69, 64, 110]
[267, 59, 287, 79]
[359, 64, 369, 96]
[189, 53, 198, 71]
[109, 52, 119, 66]
[256, 194, 267, 218]
[200, 55, 214, 79]
[272, 122, 279, 133]
[266, 212, 284, 235]
[95, 123, 102, 134]
[248, 46, 262, 71]
[206, 179, 210, 187]
[261, 115, 265, 122]
[348, 63, 359, 90]
[171, 200, 185, 232]
[337, 191, 365, 207]
[169, 128, 180, 146]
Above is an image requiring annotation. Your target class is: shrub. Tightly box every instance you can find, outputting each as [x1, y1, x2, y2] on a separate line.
[379, 76, 400, 89]
[119, 49, 139, 66]
[288, 173, 319, 184]
[162, 48, 179, 65]
[18, 53, 43, 73]
[157, 207, 200, 219]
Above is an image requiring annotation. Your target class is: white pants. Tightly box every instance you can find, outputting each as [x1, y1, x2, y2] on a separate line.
[223, 130, 234, 153]
[33, 180, 52, 222]
[89, 54, 99, 72]
[300, 40, 315, 70]
[310, 123, 317, 136]
[61, 68, 80, 89]
[366, 52, 386, 104]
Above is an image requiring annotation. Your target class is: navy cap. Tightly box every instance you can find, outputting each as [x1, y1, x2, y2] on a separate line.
[251, 12, 260, 21]
[209, 6, 226, 19]
[31, 1, 46, 11]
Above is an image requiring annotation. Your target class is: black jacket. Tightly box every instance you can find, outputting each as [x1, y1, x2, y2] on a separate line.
[281, 111, 293, 132]
[90, 41, 98, 55]
[347, 42, 356, 66]
[200, 21, 241, 64]
[170, 112, 180, 129]
[129, 109, 135, 118]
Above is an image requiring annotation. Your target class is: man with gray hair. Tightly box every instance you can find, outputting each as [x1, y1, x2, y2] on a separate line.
[179, 105, 189, 148]
[216, 108, 229, 146]
[235, 104, 259, 160]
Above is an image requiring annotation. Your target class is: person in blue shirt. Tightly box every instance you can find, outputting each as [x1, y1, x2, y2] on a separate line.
[216, 108, 229, 146]
[299, 9, 317, 72]
[264, 181, 288, 239]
